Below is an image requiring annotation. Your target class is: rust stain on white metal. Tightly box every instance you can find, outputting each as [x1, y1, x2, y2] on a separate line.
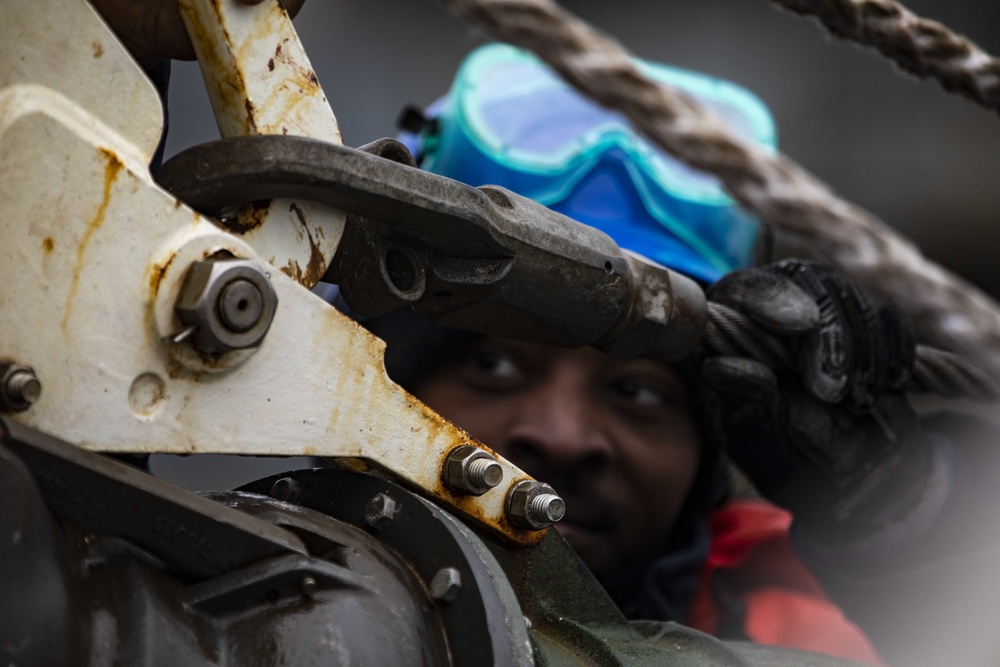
[280, 202, 328, 285]
[62, 147, 122, 333]
[178, 0, 345, 289]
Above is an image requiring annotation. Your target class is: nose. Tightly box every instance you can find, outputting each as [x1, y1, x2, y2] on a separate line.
[503, 373, 614, 478]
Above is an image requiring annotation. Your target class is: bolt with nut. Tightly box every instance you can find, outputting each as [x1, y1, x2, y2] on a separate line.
[0, 364, 41, 412]
[444, 445, 503, 496]
[173, 258, 278, 354]
[506, 480, 566, 530]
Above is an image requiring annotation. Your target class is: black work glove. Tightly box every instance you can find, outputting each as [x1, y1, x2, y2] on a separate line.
[703, 260, 934, 543]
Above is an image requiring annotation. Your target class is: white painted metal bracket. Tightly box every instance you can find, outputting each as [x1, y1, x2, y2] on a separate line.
[178, 0, 346, 288]
[0, 0, 543, 544]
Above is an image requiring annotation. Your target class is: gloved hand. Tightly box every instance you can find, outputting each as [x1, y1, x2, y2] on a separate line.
[703, 260, 935, 543]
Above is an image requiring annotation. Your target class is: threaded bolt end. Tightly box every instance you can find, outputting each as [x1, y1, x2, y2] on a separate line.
[528, 493, 566, 525]
[7, 371, 40, 405]
[467, 457, 503, 490]
[506, 480, 566, 530]
[444, 445, 504, 496]
[0, 365, 41, 411]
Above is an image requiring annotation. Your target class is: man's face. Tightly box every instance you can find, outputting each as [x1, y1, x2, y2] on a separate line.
[417, 337, 701, 578]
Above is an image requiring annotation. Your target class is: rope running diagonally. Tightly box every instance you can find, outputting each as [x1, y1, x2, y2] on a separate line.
[706, 302, 1000, 401]
[438, 0, 1000, 378]
[771, 0, 1000, 116]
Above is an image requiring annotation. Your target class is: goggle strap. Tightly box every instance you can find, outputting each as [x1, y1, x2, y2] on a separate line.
[397, 105, 439, 136]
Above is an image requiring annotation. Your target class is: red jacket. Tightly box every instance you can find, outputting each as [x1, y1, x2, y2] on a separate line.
[687, 499, 885, 666]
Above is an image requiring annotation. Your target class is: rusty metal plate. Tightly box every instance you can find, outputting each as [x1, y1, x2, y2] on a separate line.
[178, 0, 346, 288]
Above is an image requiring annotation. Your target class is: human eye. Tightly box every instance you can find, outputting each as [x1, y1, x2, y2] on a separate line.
[611, 378, 668, 408]
[459, 346, 527, 390]
[471, 349, 520, 378]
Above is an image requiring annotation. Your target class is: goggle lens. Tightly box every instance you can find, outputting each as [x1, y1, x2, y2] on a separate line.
[463, 49, 773, 203]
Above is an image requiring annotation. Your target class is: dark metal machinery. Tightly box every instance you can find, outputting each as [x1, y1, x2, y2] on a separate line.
[0, 419, 857, 666]
[1, 130, 858, 665]
[156, 135, 707, 361]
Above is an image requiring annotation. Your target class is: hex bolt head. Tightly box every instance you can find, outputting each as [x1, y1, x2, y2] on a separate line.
[429, 567, 462, 603]
[444, 445, 504, 496]
[173, 258, 278, 354]
[364, 492, 399, 529]
[269, 477, 301, 504]
[506, 480, 566, 530]
[0, 364, 41, 412]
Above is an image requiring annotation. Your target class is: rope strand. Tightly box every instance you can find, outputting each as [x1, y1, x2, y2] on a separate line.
[771, 0, 1000, 116]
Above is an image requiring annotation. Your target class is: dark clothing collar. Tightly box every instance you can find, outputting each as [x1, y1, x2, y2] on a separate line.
[601, 519, 712, 622]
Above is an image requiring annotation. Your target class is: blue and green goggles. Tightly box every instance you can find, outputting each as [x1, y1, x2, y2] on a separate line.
[402, 44, 777, 284]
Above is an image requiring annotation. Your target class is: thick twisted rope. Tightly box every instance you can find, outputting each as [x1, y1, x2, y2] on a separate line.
[706, 302, 1000, 401]
[438, 0, 1000, 377]
[771, 0, 1000, 116]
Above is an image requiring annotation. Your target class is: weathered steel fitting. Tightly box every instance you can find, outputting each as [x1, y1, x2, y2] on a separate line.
[444, 445, 503, 496]
[0, 364, 41, 412]
[364, 491, 399, 529]
[428, 567, 462, 603]
[595, 251, 707, 362]
[506, 480, 566, 531]
[173, 258, 278, 354]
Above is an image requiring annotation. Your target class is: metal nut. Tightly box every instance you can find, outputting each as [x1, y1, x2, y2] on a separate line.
[0, 364, 41, 412]
[173, 258, 278, 354]
[429, 567, 462, 603]
[506, 480, 566, 531]
[364, 492, 399, 529]
[444, 445, 503, 496]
